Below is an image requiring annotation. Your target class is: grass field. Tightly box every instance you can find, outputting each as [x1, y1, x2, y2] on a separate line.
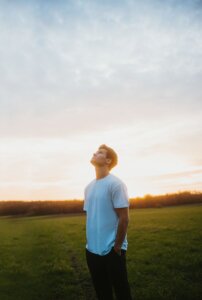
[0, 204, 201, 300]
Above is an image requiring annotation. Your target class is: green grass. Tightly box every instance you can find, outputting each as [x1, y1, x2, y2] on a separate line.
[0, 204, 201, 300]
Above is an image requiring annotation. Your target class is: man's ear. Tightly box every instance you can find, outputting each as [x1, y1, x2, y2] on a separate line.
[106, 158, 112, 165]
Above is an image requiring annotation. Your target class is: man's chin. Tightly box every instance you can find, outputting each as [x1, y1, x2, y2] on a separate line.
[90, 159, 95, 165]
[90, 160, 98, 167]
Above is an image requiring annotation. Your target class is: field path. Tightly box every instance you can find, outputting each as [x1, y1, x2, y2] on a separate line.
[69, 250, 96, 300]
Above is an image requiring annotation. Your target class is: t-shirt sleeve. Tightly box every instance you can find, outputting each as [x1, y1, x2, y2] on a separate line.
[111, 183, 129, 208]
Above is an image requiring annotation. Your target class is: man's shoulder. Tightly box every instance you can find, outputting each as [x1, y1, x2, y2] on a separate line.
[109, 173, 127, 189]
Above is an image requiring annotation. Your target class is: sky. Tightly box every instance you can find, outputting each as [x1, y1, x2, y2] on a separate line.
[0, 0, 202, 200]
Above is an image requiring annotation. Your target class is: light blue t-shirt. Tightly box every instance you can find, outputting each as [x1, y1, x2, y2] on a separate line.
[83, 173, 129, 256]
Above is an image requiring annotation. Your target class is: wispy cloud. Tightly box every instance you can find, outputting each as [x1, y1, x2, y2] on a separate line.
[0, 0, 202, 199]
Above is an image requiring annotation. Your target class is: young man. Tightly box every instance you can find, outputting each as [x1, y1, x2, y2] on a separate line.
[83, 144, 132, 300]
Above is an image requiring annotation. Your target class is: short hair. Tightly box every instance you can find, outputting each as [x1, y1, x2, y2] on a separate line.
[98, 144, 118, 170]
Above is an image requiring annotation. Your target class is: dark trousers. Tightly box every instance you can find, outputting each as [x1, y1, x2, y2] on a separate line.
[85, 247, 133, 300]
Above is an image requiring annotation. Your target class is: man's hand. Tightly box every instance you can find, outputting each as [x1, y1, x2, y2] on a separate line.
[113, 245, 122, 256]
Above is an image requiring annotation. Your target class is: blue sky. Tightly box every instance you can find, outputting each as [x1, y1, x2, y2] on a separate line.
[0, 0, 202, 200]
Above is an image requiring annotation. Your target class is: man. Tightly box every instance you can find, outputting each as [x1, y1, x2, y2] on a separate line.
[83, 144, 132, 300]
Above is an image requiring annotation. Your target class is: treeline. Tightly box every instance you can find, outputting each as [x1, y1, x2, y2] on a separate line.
[129, 191, 202, 208]
[0, 200, 83, 217]
[0, 191, 201, 217]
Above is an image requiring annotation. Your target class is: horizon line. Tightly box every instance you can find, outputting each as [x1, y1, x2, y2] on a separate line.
[1, 189, 202, 201]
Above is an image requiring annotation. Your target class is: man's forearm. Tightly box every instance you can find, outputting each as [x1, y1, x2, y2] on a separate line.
[114, 218, 129, 249]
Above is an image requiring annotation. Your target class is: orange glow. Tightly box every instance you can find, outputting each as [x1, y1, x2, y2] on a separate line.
[1, 126, 202, 200]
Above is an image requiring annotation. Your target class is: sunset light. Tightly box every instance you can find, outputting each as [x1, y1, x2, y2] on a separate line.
[0, 0, 202, 200]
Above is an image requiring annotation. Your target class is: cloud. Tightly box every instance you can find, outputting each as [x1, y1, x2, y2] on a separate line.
[1, 0, 201, 119]
[0, 0, 202, 199]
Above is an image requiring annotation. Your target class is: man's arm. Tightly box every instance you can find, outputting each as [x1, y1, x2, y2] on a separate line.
[114, 207, 129, 255]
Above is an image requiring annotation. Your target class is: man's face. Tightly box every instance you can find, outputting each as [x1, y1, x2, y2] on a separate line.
[90, 148, 111, 168]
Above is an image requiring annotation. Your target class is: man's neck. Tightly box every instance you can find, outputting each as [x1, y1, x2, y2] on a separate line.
[95, 167, 110, 180]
